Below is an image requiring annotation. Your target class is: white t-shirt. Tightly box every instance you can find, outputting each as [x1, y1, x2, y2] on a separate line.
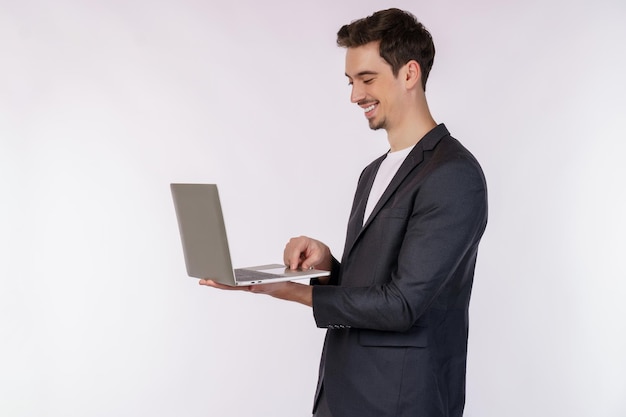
[363, 145, 415, 224]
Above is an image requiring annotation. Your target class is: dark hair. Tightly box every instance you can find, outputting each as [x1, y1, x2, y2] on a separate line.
[337, 8, 435, 90]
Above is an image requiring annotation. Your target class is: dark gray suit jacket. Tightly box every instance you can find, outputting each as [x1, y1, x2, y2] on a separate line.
[311, 124, 488, 417]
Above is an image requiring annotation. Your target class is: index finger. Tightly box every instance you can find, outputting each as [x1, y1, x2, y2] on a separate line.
[283, 236, 309, 270]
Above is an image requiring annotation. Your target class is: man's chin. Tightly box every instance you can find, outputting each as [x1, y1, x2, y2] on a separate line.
[368, 119, 385, 130]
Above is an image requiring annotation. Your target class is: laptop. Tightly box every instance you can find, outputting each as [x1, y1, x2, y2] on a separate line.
[170, 183, 330, 286]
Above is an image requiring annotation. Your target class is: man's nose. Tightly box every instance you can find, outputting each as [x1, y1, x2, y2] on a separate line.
[350, 84, 365, 104]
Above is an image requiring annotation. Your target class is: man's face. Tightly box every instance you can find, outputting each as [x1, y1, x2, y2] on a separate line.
[345, 42, 404, 131]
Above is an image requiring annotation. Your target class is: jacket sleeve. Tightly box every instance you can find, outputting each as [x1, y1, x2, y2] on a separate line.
[310, 256, 341, 286]
[311, 159, 488, 332]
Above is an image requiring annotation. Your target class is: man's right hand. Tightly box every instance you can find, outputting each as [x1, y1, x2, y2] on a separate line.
[283, 236, 332, 272]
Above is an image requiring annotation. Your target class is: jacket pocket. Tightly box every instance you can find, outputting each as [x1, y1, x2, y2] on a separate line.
[358, 326, 428, 348]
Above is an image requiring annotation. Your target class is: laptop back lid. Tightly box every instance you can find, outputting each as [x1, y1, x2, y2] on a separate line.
[170, 183, 236, 285]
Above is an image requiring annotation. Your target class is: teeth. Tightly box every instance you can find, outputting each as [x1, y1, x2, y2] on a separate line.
[364, 104, 376, 112]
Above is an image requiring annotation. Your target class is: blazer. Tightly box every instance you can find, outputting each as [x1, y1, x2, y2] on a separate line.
[311, 124, 488, 417]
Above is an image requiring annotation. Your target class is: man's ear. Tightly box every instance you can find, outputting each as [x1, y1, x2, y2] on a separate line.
[404, 60, 422, 90]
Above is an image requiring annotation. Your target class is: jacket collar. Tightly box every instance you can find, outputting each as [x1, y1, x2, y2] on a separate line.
[345, 124, 450, 255]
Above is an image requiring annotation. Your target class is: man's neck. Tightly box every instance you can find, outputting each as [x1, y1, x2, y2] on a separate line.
[387, 113, 437, 152]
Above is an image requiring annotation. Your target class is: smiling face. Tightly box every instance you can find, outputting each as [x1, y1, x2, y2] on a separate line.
[345, 41, 407, 132]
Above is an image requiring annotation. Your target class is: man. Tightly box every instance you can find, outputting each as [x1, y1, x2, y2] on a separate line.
[201, 8, 488, 417]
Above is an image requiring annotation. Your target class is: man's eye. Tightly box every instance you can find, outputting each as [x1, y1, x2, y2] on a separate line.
[364, 79, 374, 84]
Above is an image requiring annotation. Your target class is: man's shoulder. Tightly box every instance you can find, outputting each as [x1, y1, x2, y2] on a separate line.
[430, 133, 482, 170]
[414, 131, 487, 194]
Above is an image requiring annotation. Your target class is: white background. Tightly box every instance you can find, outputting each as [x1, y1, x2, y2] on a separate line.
[1, 1, 625, 416]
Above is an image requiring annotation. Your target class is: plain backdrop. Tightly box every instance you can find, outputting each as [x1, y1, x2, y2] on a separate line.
[1, 1, 625, 416]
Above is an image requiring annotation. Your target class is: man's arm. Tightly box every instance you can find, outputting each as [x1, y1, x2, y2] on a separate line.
[199, 279, 314, 306]
[312, 159, 488, 332]
[198, 236, 334, 306]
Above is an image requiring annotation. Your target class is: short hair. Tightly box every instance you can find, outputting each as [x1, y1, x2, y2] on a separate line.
[337, 8, 435, 90]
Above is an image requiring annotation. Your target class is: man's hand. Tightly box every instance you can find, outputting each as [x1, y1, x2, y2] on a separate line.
[283, 236, 332, 271]
[199, 279, 313, 307]
[197, 235, 331, 306]
[198, 279, 252, 292]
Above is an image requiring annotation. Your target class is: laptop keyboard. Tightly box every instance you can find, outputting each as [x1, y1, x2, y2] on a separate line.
[234, 268, 283, 282]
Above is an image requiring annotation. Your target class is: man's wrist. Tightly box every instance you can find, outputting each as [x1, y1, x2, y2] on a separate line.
[288, 282, 313, 307]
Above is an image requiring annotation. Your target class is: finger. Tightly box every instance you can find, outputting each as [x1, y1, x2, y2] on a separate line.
[199, 279, 249, 291]
[300, 243, 322, 270]
[300, 259, 319, 270]
[284, 236, 309, 270]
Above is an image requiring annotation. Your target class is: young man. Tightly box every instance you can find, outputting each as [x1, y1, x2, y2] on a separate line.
[202, 8, 488, 417]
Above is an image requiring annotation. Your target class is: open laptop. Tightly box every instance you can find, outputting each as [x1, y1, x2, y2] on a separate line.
[170, 183, 330, 286]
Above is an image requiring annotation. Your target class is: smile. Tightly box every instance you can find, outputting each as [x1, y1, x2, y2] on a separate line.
[364, 104, 376, 113]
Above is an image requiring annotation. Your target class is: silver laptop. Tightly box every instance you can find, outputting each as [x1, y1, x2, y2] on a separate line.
[170, 183, 330, 286]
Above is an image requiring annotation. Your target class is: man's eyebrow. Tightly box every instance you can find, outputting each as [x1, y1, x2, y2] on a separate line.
[345, 70, 379, 78]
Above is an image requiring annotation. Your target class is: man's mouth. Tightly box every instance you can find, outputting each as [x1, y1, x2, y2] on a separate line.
[364, 104, 376, 113]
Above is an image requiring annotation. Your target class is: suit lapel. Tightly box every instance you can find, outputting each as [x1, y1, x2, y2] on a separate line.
[359, 149, 423, 230]
[342, 124, 449, 259]
[343, 154, 384, 255]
